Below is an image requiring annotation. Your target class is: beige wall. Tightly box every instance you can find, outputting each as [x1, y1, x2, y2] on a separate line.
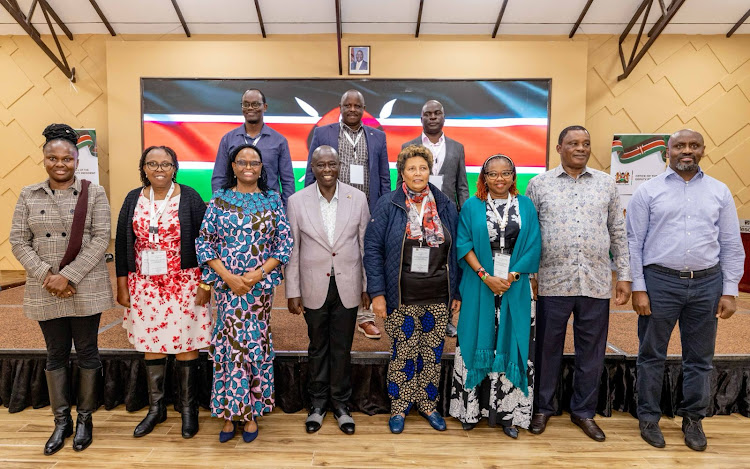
[0, 33, 749, 270]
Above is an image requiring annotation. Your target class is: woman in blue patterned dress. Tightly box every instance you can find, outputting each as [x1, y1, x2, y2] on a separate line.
[196, 143, 293, 443]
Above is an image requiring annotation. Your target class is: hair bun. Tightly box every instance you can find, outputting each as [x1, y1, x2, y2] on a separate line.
[42, 123, 78, 148]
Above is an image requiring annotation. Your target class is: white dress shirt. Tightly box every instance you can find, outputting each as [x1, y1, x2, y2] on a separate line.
[422, 132, 446, 177]
[316, 182, 339, 246]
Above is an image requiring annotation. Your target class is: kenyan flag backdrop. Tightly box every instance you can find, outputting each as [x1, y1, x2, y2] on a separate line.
[142, 79, 551, 200]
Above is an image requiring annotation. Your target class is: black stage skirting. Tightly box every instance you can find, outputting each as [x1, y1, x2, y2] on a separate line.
[1, 350, 748, 419]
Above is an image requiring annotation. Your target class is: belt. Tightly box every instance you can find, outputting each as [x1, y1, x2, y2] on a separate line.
[646, 263, 721, 279]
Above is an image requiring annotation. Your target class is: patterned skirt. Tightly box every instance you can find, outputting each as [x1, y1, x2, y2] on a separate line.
[210, 290, 275, 421]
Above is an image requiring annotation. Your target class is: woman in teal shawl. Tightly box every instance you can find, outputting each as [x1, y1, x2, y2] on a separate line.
[449, 154, 541, 438]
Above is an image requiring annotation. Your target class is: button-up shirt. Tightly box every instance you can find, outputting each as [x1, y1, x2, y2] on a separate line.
[626, 166, 744, 296]
[526, 165, 631, 299]
[422, 132, 446, 176]
[211, 123, 296, 206]
[316, 182, 339, 246]
[338, 124, 370, 203]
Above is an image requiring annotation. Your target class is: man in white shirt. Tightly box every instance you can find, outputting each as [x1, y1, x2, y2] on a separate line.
[286, 145, 371, 435]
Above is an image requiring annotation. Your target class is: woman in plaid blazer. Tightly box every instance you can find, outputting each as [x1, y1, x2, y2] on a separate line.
[10, 124, 114, 456]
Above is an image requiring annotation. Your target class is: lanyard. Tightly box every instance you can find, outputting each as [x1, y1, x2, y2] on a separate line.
[343, 128, 363, 159]
[243, 134, 262, 146]
[487, 193, 513, 249]
[149, 182, 175, 244]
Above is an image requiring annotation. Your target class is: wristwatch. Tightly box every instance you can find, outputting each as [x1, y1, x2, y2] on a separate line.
[510, 272, 520, 282]
[260, 266, 267, 280]
[198, 282, 211, 291]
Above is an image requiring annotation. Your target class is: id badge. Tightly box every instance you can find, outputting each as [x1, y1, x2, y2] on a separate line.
[350, 164, 365, 185]
[411, 247, 430, 273]
[493, 252, 511, 279]
[429, 175, 444, 190]
[143, 249, 168, 276]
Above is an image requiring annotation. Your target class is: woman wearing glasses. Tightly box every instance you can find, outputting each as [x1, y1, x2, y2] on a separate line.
[115, 145, 211, 439]
[196, 143, 292, 443]
[449, 154, 541, 438]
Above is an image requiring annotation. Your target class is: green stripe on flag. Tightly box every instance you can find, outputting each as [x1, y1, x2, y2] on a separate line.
[177, 167, 538, 202]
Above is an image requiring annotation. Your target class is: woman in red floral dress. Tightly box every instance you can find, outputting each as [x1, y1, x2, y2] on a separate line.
[115, 146, 211, 439]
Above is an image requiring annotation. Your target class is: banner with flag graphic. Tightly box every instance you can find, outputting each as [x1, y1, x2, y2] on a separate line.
[142, 79, 550, 200]
[75, 129, 99, 184]
[611, 133, 670, 211]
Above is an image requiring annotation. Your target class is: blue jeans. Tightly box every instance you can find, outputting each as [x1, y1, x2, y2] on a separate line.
[636, 267, 722, 422]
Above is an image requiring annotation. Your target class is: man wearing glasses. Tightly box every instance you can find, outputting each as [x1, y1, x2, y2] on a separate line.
[212, 89, 295, 206]
[525, 125, 631, 442]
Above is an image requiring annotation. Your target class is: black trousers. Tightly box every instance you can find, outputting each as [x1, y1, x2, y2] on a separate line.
[304, 277, 357, 410]
[38, 313, 102, 371]
[534, 296, 609, 418]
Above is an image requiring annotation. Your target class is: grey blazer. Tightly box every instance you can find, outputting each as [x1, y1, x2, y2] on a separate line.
[10, 178, 115, 321]
[285, 182, 370, 310]
[399, 135, 470, 209]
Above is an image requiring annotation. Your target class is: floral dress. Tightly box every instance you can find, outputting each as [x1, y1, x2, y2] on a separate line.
[196, 189, 292, 422]
[449, 196, 536, 429]
[123, 193, 211, 353]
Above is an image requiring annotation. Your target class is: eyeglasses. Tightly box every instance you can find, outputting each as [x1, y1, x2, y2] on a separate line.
[241, 101, 264, 110]
[485, 170, 514, 180]
[144, 161, 175, 171]
[234, 160, 262, 168]
[314, 162, 339, 170]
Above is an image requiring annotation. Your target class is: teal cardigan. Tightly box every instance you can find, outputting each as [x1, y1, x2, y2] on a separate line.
[456, 195, 541, 392]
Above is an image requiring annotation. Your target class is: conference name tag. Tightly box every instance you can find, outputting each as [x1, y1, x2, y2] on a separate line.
[350, 164, 365, 185]
[429, 175, 443, 189]
[411, 247, 430, 273]
[141, 250, 168, 276]
[493, 252, 511, 280]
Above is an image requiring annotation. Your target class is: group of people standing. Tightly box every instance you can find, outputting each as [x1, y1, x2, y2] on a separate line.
[9, 87, 744, 456]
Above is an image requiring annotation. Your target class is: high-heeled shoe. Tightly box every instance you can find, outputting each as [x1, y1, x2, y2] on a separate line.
[242, 420, 258, 443]
[503, 426, 519, 439]
[219, 421, 237, 443]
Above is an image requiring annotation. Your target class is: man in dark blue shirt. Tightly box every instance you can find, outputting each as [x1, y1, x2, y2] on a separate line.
[212, 89, 295, 206]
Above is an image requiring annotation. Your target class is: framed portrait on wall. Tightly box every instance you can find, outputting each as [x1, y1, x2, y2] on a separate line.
[348, 46, 370, 75]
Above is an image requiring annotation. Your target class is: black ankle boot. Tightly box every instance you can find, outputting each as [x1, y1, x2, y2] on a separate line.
[44, 367, 73, 456]
[134, 359, 167, 437]
[72, 367, 99, 451]
[177, 359, 199, 438]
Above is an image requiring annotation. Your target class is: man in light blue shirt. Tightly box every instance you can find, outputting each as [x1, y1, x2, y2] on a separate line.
[626, 129, 744, 452]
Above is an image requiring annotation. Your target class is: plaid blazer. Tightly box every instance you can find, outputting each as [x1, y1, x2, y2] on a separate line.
[10, 178, 115, 321]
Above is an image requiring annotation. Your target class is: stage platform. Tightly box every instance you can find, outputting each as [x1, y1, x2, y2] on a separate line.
[1, 264, 748, 420]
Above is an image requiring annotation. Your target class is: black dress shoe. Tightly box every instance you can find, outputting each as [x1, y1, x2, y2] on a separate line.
[461, 421, 477, 431]
[570, 414, 605, 442]
[333, 407, 355, 435]
[682, 417, 707, 451]
[529, 413, 550, 435]
[639, 420, 665, 448]
[305, 408, 326, 433]
[502, 426, 519, 439]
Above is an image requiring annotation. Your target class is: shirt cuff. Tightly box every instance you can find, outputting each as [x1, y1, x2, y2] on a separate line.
[59, 265, 84, 285]
[723, 282, 739, 297]
[31, 262, 52, 282]
[631, 278, 647, 291]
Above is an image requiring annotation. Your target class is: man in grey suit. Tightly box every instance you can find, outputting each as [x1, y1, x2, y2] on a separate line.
[286, 145, 371, 435]
[400, 99, 469, 337]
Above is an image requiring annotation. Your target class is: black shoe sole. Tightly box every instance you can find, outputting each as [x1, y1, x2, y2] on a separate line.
[640, 433, 666, 448]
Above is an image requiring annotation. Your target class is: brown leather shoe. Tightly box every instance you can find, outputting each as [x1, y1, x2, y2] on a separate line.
[571, 414, 605, 442]
[529, 413, 550, 435]
[357, 321, 381, 339]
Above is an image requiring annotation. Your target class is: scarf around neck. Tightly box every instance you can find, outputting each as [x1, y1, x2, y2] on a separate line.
[402, 182, 444, 247]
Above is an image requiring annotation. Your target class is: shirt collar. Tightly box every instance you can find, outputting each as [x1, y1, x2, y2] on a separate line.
[233, 123, 270, 138]
[316, 181, 339, 201]
[664, 165, 704, 181]
[553, 164, 591, 179]
[31, 177, 82, 194]
[421, 132, 445, 146]
[341, 122, 363, 134]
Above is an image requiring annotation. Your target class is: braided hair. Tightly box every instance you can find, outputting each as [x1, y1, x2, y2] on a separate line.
[475, 154, 518, 200]
[42, 123, 78, 153]
[222, 143, 269, 192]
[139, 145, 179, 187]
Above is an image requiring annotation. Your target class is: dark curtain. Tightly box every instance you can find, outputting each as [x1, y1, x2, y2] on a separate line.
[2, 351, 748, 419]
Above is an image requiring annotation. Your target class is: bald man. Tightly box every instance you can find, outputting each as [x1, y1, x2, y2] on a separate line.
[626, 129, 744, 451]
[304, 90, 390, 340]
